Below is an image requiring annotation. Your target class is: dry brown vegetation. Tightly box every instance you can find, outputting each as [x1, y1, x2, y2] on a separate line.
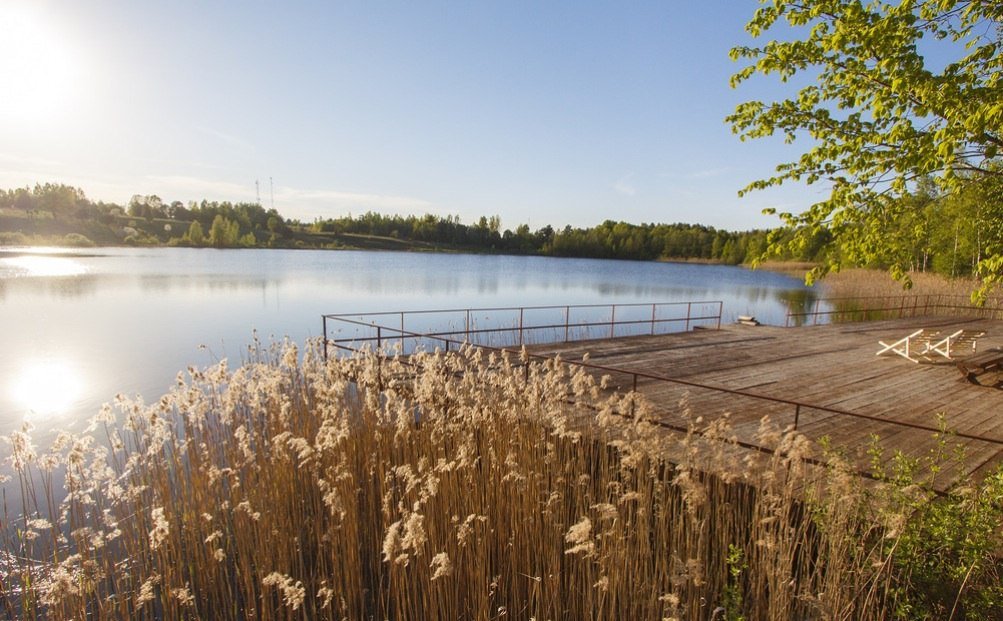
[820, 268, 980, 299]
[757, 263, 982, 299]
[2, 340, 1001, 619]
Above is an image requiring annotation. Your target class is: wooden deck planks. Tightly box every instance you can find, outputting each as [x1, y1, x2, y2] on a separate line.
[528, 317, 1003, 490]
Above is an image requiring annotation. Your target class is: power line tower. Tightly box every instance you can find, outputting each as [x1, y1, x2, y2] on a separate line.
[255, 179, 261, 205]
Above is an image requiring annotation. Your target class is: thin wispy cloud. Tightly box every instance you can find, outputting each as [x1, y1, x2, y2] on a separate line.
[685, 167, 730, 180]
[195, 126, 257, 152]
[279, 186, 442, 221]
[660, 167, 732, 180]
[0, 152, 63, 168]
[613, 173, 636, 197]
[280, 187, 433, 212]
[145, 175, 257, 201]
[142, 175, 435, 220]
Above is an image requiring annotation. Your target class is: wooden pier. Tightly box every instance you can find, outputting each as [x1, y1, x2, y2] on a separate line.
[528, 316, 1003, 491]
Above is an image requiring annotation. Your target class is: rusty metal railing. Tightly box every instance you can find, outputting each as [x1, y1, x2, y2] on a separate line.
[322, 301, 1003, 490]
[323, 301, 723, 355]
[786, 294, 1003, 326]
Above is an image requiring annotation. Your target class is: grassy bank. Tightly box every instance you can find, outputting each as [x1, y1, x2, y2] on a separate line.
[2, 343, 1001, 619]
[819, 268, 978, 298]
[756, 263, 982, 298]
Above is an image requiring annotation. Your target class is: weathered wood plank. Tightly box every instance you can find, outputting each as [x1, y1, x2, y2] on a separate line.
[528, 317, 1003, 491]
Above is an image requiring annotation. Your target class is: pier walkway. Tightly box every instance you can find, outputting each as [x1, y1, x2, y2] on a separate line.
[527, 316, 1003, 490]
[323, 303, 1003, 491]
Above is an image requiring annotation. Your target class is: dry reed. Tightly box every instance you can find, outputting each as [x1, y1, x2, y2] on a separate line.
[0, 339, 997, 619]
[820, 268, 980, 299]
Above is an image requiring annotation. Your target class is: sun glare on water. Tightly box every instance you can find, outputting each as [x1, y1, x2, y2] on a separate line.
[10, 359, 84, 417]
[2, 255, 89, 277]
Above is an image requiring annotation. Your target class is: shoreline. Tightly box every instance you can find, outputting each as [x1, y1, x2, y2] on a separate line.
[0, 241, 812, 273]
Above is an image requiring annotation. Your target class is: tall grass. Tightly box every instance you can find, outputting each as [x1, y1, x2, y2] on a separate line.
[821, 268, 980, 299]
[777, 268, 1003, 323]
[2, 340, 1001, 619]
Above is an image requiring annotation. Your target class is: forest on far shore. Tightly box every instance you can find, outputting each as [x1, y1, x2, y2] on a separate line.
[0, 180, 993, 278]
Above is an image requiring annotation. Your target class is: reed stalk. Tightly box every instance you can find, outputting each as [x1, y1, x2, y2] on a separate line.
[1, 339, 1000, 619]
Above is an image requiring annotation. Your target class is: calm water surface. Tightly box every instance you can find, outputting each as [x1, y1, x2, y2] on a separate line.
[0, 247, 818, 441]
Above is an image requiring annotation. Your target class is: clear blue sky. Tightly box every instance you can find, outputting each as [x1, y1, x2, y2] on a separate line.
[0, 1, 817, 231]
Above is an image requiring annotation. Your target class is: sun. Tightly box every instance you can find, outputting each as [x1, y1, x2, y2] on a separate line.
[0, 3, 82, 126]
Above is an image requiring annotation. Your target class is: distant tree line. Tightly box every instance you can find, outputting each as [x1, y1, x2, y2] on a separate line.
[309, 211, 781, 264]
[2, 180, 998, 278]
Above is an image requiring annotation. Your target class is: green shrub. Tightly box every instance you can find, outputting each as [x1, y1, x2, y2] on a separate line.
[0, 231, 28, 246]
[61, 233, 94, 247]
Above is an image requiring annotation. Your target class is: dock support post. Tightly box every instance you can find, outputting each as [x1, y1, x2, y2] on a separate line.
[322, 315, 328, 362]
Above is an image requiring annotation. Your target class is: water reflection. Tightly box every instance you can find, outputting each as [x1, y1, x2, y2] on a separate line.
[138, 273, 274, 294]
[0, 254, 88, 278]
[0, 247, 817, 438]
[9, 357, 83, 417]
[774, 289, 821, 326]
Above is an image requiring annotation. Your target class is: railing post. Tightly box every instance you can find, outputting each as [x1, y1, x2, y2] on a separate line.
[377, 326, 382, 351]
[794, 404, 801, 430]
[610, 305, 616, 339]
[519, 308, 524, 347]
[322, 315, 329, 362]
[565, 306, 570, 342]
[466, 309, 470, 343]
[685, 302, 692, 331]
[401, 312, 405, 353]
[717, 301, 722, 329]
[813, 299, 821, 325]
[650, 304, 657, 335]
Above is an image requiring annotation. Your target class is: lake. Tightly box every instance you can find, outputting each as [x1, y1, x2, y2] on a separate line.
[0, 247, 819, 441]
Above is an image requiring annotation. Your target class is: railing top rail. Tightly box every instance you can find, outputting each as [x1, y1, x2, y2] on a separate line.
[322, 319, 1003, 448]
[325, 314, 719, 334]
[323, 300, 723, 320]
[787, 293, 1002, 306]
[784, 294, 1003, 326]
[807, 293, 974, 300]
